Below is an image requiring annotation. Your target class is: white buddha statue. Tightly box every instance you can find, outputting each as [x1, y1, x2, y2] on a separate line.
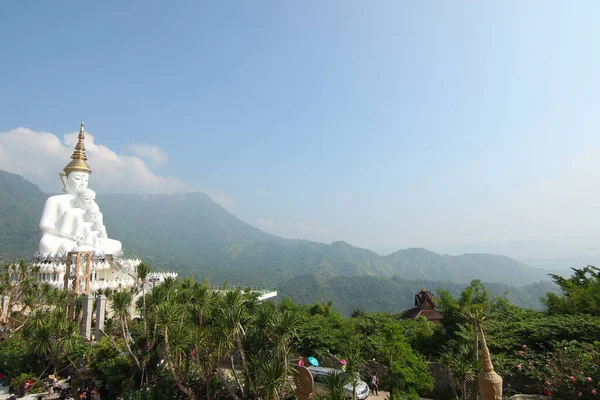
[38, 122, 122, 256]
[77, 202, 107, 247]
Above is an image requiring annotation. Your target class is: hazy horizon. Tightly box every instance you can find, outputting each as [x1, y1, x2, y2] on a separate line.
[2, 1, 599, 260]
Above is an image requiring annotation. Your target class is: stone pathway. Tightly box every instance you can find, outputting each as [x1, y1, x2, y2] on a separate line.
[367, 391, 434, 399]
[0, 384, 48, 400]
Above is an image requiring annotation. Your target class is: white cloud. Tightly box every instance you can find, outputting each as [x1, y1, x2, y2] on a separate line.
[0, 127, 193, 194]
[127, 143, 168, 165]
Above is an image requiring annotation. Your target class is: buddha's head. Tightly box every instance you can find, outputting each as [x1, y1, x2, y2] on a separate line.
[65, 171, 90, 194]
[61, 122, 92, 194]
[76, 188, 96, 210]
[83, 202, 101, 223]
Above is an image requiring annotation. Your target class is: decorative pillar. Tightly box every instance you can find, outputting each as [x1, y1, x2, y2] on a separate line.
[0, 295, 10, 323]
[64, 253, 72, 291]
[84, 254, 92, 294]
[478, 327, 503, 400]
[81, 294, 94, 340]
[66, 296, 76, 320]
[75, 253, 82, 294]
[95, 294, 106, 341]
[66, 251, 93, 294]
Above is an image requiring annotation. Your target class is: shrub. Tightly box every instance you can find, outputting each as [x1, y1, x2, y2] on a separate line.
[514, 340, 600, 399]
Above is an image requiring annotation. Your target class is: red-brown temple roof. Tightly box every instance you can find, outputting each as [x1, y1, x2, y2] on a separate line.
[401, 284, 444, 323]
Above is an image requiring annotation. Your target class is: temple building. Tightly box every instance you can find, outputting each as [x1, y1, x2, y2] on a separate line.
[401, 284, 444, 324]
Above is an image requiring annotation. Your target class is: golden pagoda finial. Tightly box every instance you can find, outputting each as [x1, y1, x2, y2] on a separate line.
[63, 122, 92, 177]
[422, 280, 426, 292]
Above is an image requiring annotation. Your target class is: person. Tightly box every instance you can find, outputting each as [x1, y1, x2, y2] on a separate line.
[298, 356, 304, 366]
[48, 374, 57, 397]
[371, 373, 379, 396]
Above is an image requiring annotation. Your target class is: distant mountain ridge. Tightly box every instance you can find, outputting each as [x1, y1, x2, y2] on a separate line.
[277, 274, 559, 316]
[0, 169, 553, 287]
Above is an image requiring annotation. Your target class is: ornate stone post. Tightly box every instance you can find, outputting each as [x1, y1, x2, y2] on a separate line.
[0, 295, 10, 323]
[478, 327, 503, 400]
[81, 294, 94, 340]
[64, 253, 72, 291]
[293, 366, 314, 400]
[84, 253, 92, 294]
[95, 294, 106, 341]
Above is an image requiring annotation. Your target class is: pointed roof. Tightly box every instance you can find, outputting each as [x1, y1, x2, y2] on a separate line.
[63, 122, 92, 176]
[401, 285, 444, 322]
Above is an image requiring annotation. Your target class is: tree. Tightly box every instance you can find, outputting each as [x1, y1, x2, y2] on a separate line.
[322, 369, 348, 400]
[341, 351, 363, 400]
[135, 262, 151, 337]
[222, 289, 256, 397]
[543, 265, 600, 316]
[110, 290, 141, 369]
[267, 310, 300, 398]
[381, 322, 433, 400]
[27, 307, 83, 374]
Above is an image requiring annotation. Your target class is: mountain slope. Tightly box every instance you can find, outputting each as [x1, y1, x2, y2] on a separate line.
[0, 171, 46, 256]
[277, 274, 559, 316]
[386, 248, 548, 286]
[0, 170, 554, 287]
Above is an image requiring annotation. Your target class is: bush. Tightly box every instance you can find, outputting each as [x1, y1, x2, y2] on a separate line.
[89, 336, 137, 396]
[0, 334, 36, 380]
[9, 372, 39, 395]
[514, 340, 600, 399]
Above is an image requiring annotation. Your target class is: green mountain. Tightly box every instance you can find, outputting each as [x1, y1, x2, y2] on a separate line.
[0, 171, 47, 256]
[277, 274, 559, 316]
[385, 248, 547, 287]
[0, 170, 553, 288]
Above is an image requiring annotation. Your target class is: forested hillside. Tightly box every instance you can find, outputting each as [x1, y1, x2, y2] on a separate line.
[0, 170, 556, 288]
[277, 274, 559, 315]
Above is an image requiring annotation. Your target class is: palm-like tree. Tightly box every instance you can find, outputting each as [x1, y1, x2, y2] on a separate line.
[222, 290, 256, 397]
[251, 352, 285, 400]
[158, 300, 196, 400]
[135, 262, 151, 337]
[268, 310, 299, 398]
[110, 290, 141, 369]
[461, 307, 486, 400]
[28, 308, 83, 374]
[342, 351, 364, 400]
[323, 370, 348, 400]
[441, 342, 476, 400]
[188, 281, 214, 329]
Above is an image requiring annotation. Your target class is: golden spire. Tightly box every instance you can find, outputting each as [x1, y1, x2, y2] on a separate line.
[63, 122, 92, 176]
[422, 280, 426, 292]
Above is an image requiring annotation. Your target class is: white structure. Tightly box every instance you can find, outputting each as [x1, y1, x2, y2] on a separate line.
[35, 123, 177, 293]
[39, 123, 122, 257]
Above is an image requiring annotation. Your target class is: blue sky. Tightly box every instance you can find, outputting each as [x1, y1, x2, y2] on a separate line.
[1, 1, 600, 258]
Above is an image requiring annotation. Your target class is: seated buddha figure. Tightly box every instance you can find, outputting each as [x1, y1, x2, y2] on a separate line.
[77, 203, 108, 247]
[38, 123, 122, 256]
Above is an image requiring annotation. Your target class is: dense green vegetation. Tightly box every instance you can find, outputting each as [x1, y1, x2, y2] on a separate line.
[1, 260, 599, 399]
[1, 169, 561, 288]
[278, 274, 559, 315]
